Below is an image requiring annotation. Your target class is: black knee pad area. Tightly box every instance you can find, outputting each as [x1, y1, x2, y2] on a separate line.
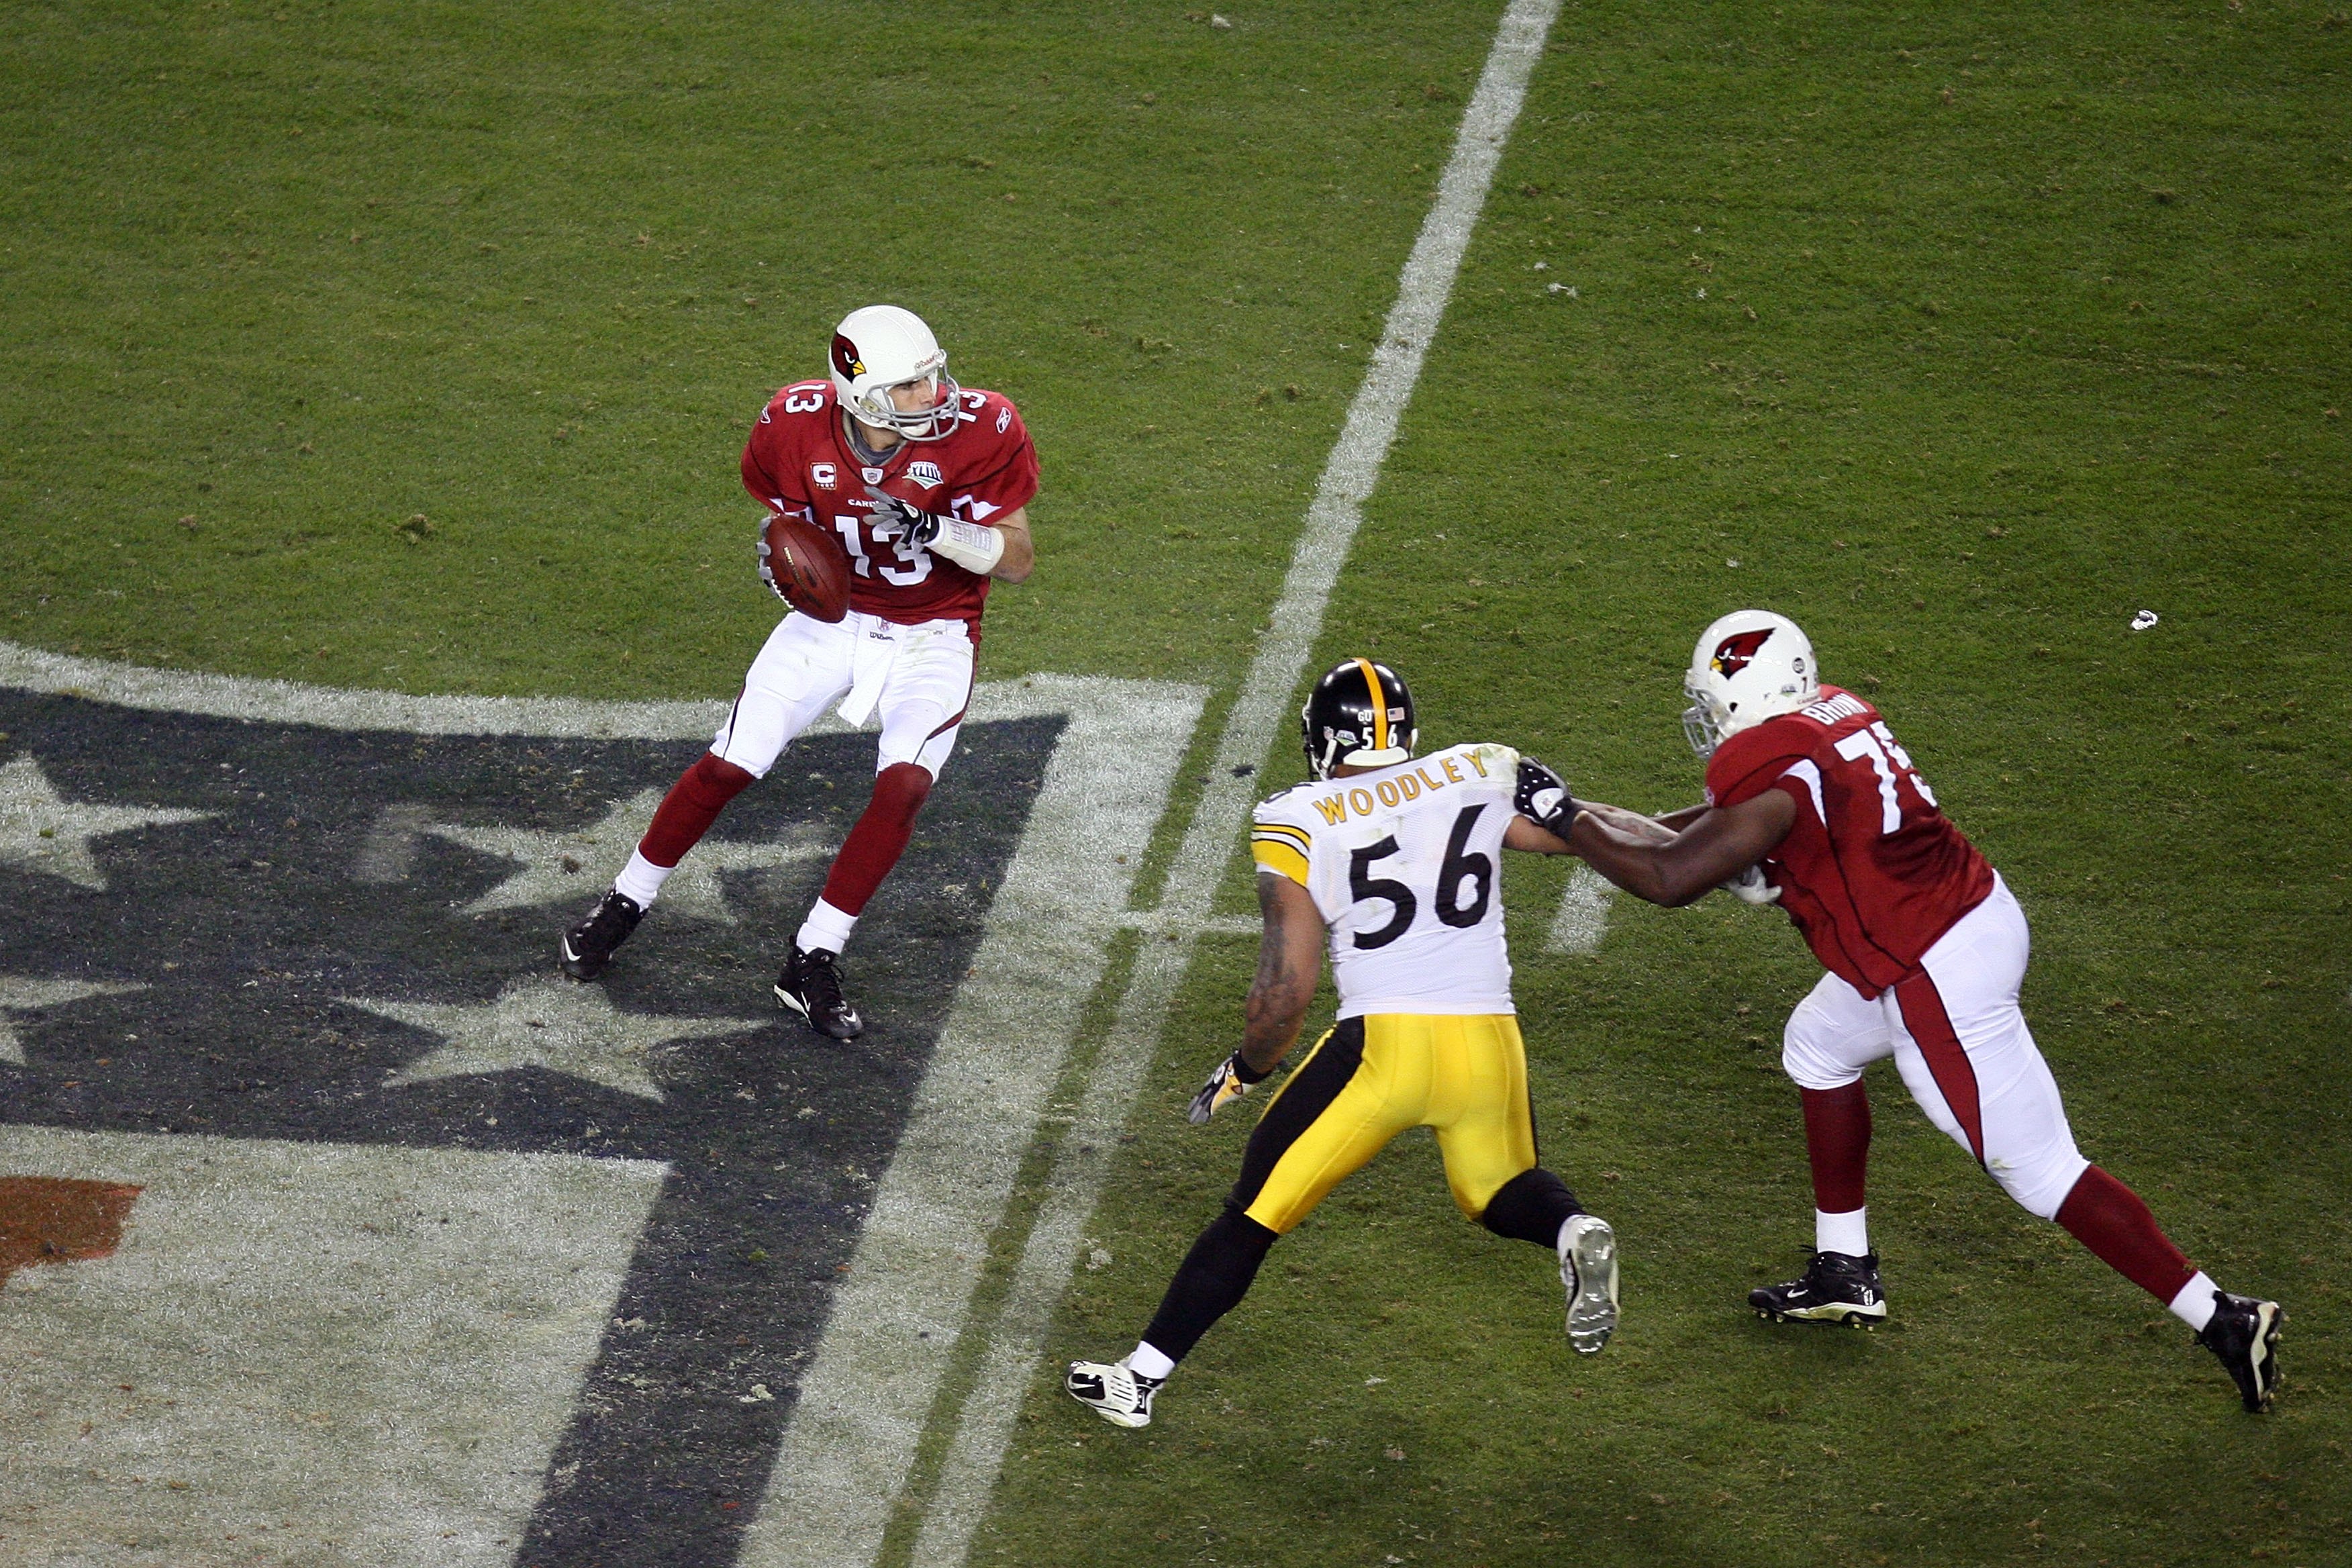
[1480, 1168, 1582, 1248]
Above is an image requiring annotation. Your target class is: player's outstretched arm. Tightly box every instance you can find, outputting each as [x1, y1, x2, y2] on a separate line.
[1571, 790, 1796, 908]
[1503, 807, 1668, 856]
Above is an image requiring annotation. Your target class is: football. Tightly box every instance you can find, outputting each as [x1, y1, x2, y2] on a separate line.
[758, 511, 852, 623]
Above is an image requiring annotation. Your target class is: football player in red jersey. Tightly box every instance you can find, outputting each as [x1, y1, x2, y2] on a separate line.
[1515, 609, 2284, 1412]
[560, 305, 1038, 1039]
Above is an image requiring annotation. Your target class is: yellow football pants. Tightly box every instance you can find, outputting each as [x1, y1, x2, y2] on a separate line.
[1232, 1013, 1539, 1236]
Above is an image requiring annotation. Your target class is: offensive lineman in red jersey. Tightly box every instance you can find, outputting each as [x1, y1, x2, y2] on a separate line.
[558, 304, 1038, 1039]
[1513, 609, 2285, 1412]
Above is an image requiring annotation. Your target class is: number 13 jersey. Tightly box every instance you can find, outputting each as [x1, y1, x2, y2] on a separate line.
[740, 379, 1039, 636]
[1706, 685, 1995, 997]
[1251, 742, 1521, 1020]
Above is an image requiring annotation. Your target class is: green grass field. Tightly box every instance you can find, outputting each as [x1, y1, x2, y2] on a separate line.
[5, 2, 2349, 1565]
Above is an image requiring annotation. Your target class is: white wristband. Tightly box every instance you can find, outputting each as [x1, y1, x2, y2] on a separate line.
[928, 515, 1005, 575]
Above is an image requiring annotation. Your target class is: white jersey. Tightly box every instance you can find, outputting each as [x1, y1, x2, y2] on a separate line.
[1249, 742, 1520, 1019]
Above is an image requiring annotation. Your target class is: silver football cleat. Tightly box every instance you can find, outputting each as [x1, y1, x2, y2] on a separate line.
[1558, 1213, 1620, 1355]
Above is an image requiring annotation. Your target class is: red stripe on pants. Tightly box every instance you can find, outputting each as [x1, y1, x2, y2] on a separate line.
[1892, 971, 1986, 1165]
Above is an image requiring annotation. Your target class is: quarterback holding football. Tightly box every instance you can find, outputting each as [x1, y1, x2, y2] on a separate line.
[1519, 609, 2284, 1412]
[560, 305, 1038, 1039]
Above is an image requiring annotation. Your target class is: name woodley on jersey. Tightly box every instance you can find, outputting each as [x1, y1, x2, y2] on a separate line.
[1306, 748, 1499, 826]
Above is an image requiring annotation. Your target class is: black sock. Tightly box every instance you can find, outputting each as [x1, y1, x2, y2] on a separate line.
[1481, 1167, 1583, 1248]
[1139, 1204, 1279, 1366]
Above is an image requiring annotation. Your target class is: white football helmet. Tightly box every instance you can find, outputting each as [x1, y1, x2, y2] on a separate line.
[1681, 609, 1819, 756]
[829, 304, 961, 442]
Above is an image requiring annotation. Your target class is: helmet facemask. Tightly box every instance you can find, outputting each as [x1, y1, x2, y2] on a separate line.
[845, 362, 961, 443]
[830, 307, 962, 442]
[1681, 677, 1728, 758]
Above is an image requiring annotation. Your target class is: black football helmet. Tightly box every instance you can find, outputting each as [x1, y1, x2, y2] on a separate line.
[1301, 658, 1418, 780]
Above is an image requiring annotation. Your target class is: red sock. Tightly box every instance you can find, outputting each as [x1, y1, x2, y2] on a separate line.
[818, 763, 933, 916]
[637, 752, 756, 868]
[1800, 1081, 1871, 1214]
[2054, 1165, 2196, 1304]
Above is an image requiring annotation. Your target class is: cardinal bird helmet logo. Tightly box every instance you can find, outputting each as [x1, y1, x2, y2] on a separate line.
[1710, 628, 1775, 677]
[831, 334, 867, 380]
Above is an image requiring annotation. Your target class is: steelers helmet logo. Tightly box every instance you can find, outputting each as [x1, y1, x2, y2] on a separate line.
[831, 334, 867, 379]
[1710, 628, 1775, 677]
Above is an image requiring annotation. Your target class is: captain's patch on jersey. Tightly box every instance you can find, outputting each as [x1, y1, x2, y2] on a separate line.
[0, 685, 1060, 1567]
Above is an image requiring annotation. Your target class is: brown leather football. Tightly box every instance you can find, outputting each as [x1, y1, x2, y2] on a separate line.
[758, 511, 852, 623]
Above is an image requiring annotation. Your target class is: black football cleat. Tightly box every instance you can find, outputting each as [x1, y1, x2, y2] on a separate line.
[2198, 1291, 2284, 1413]
[561, 889, 644, 981]
[1749, 1248, 1887, 1326]
[775, 944, 863, 1040]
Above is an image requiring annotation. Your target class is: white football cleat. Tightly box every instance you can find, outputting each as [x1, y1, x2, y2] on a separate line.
[1558, 1214, 1620, 1355]
[1065, 1359, 1159, 1429]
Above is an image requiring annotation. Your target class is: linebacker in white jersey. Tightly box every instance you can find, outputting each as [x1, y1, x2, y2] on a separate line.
[1067, 658, 1618, 1430]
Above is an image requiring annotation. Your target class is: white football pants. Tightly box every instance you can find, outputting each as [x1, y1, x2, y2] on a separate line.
[711, 609, 974, 781]
[1779, 875, 2090, 1220]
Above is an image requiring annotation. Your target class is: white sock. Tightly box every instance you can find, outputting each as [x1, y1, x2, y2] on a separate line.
[1128, 1342, 1175, 1382]
[2168, 1271, 2220, 1332]
[1815, 1206, 1870, 1258]
[795, 897, 859, 956]
[614, 850, 674, 909]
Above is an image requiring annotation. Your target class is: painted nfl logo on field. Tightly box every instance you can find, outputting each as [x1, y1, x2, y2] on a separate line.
[0, 647, 1203, 1568]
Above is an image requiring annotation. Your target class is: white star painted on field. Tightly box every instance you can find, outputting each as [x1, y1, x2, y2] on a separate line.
[0, 975, 150, 1065]
[0, 755, 216, 891]
[344, 974, 765, 1101]
[424, 790, 832, 923]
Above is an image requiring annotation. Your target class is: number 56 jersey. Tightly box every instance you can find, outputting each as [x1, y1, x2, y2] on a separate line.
[1250, 742, 1522, 1020]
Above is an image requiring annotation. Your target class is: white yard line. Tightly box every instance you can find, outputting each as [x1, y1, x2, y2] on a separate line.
[1549, 863, 1616, 954]
[910, 4, 1565, 1562]
[735, 680, 1204, 1568]
[0, 640, 1147, 741]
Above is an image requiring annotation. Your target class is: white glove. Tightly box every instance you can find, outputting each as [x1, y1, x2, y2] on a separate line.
[1719, 863, 1781, 905]
[1187, 1050, 1270, 1124]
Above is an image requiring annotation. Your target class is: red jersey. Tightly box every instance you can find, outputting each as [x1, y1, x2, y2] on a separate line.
[740, 379, 1038, 633]
[1705, 686, 1996, 995]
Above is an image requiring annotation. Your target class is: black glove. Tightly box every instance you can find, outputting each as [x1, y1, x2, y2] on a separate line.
[1514, 756, 1579, 836]
[1187, 1050, 1273, 1125]
[865, 484, 942, 546]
